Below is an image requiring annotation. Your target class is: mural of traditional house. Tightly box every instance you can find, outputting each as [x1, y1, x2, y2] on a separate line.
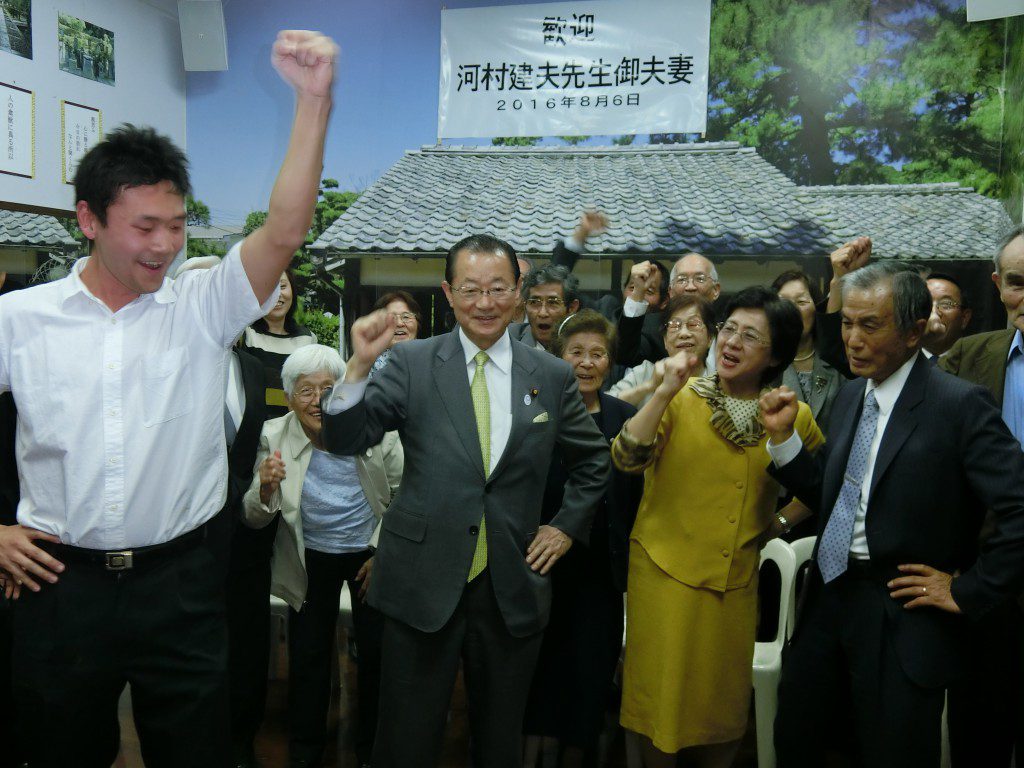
[310, 142, 1013, 337]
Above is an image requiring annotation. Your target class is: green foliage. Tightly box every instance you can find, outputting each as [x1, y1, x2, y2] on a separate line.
[294, 305, 339, 349]
[612, 135, 637, 146]
[3, 0, 31, 21]
[241, 179, 357, 334]
[701, 0, 1015, 197]
[559, 136, 589, 145]
[242, 210, 267, 237]
[491, 136, 541, 146]
[186, 237, 225, 260]
[186, 195, 211, 227]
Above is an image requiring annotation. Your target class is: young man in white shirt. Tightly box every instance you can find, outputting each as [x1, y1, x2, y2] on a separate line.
[0, 30, 337, 768]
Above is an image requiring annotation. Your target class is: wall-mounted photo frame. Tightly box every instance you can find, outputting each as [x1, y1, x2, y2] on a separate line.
[57, 12, 114, 86]
[0, 0, 33, 60]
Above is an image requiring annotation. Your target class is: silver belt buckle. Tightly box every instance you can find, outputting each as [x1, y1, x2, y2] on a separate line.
[104, 550, 134, 571]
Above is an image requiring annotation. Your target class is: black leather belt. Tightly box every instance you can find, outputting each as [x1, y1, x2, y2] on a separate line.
[42, 524, 207, 572]
[845, 557, 876, 578]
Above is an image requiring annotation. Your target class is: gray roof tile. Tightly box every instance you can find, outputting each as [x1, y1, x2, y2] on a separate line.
[0, 210, 77, 248]
[311, 144, 1010, 261]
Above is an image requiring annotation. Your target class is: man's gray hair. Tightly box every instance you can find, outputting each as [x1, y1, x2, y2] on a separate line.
[669, 252, 719, 284]
[840, 261, 931, 334]
[994, 224, 1024, 274]
[522, 264, 580, 305]
[281, 344, 343, 398]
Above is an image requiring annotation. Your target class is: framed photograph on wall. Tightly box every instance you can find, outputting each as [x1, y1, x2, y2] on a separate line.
[1, 82, 34, 178]
[60, 99, 101, 183]
[57, 12, 114, 86]
[0, 0, 32, 60]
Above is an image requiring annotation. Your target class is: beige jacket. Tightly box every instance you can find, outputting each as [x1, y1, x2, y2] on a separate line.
[242, 410, 403, 610]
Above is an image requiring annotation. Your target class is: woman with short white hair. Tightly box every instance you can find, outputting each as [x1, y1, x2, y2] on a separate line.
[243, 344, 403, 767]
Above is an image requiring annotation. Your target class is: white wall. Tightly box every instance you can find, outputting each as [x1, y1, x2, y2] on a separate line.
[0, 0, 185, 214]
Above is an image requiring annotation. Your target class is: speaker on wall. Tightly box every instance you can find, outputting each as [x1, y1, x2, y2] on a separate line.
[177, 0, 228, 71]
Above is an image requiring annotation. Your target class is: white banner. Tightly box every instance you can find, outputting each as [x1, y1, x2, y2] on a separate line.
[438, 0, 711, 139]
[967, 0, 1024, 21]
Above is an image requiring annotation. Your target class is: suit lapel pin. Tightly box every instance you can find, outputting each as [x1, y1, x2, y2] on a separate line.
[524, 387, 539, 406]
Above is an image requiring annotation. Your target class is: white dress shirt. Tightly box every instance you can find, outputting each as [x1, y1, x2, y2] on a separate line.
[457, 328, 513, 473]
[768, 351, 919, 559]
[0, 241, 277, 548]
[326, 329, 515, 474]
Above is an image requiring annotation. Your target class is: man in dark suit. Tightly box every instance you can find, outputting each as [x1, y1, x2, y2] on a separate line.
[760, 260, 1024, 767]
[938, 223, 1024, 767]
[321, 234, 609, 768]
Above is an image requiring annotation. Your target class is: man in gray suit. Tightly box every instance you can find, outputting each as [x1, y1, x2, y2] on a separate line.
[322, 234, 610, 768]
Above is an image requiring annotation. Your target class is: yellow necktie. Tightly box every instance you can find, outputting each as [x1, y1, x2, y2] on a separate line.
[467, 351, 490, 581]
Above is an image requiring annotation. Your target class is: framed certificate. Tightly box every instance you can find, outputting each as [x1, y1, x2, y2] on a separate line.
[61, 100, 102, 184]
[1, 82, 35, 179]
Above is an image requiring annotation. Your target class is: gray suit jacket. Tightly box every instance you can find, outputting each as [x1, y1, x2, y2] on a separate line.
[780, 355, 845, 437]
[322, 330, 610, 637]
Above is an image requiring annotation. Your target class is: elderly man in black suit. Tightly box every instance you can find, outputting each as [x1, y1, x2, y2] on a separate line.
[322, 234, 609, 768]
[759, 260, 1024, 768]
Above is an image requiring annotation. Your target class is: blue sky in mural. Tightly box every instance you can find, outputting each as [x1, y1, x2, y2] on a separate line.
[188, 0, 612, 227]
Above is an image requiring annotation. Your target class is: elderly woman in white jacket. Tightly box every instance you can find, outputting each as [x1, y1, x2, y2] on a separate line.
[243, 344, 402, 768]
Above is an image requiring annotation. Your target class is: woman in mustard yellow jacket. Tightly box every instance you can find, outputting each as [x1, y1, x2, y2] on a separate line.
[613, 286, 824, 768]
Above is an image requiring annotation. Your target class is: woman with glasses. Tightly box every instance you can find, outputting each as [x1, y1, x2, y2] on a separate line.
[770, 270, 846, 435]
[612, 287, 824, 768]
[369, 290, 423, 374]
[609, 295, 716, 408]
[523, 310, 643, 768]
[243, 344, 403, 768]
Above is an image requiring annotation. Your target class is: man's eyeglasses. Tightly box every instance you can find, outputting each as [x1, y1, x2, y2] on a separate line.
[294, 384, 333, 402]
[717, 321, 770, 348]
[672, 274, 712, 287]
[933, 299, 961, 312]
[526, 297, 566, 309]
[664, 318, 706, 333]
[389, 312, 417, 324]
[452, 285, 515, 301]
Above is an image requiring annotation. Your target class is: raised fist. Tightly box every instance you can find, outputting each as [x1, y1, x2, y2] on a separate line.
[654, 351, 697, 400]
[759, 387, 799, 444]
[271, 30, 339, 100]
[259, 450, 287, 504]
[830, 236, 872, 281]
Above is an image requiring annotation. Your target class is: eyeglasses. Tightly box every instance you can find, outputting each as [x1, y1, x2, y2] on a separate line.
[672, 273, 712, 287]
[526, 296, 566, 309]
[664, 318, 706, 333]
[786, 297, 814, 308]
[717, 321, 770, 348]
[933, 299, 961, 312]
[293, 384, 333, 402]
[452, 285, 516, 301]
[389, 311, 417, 323]
[564, 348, 609, 363]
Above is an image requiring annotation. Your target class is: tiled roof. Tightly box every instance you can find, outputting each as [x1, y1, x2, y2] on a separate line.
[0, 210, 77, 248]
[310, 143, 1012, 262]
[797, 183, 1012, 261]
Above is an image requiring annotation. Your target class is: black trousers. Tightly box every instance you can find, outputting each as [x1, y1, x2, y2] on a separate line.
[289, 548, 382, 767]
[775, 568, 945, 768]
[225, 515, 280, 760]
[13, 536, 230, 768]
[947, 599, 1024, 767]
[0, 597, 21, 768]
[373, 568, 544, 768]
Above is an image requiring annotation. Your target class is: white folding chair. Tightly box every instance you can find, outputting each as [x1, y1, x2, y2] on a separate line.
[752, 538, 798, 768]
